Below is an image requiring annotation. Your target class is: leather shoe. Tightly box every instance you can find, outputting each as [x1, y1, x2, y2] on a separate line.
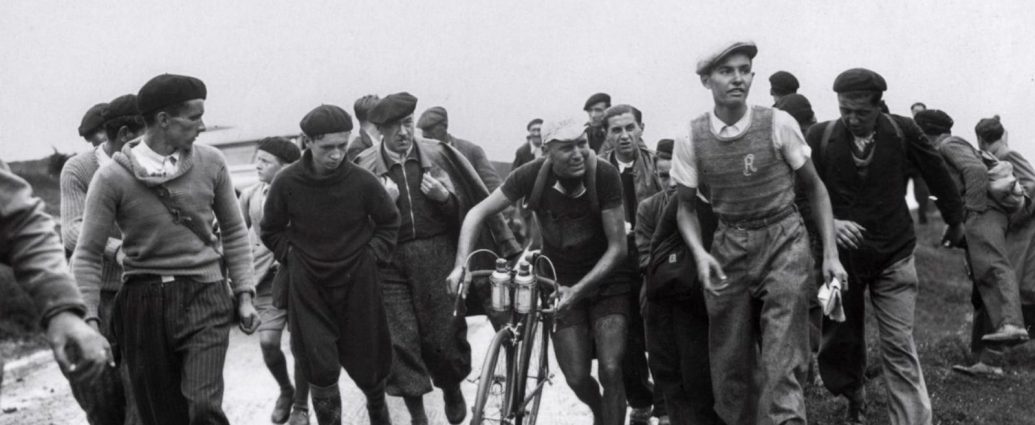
[982, 324, 1029, 342]
[272, 388, 295, 424]
[288, 407, 310, 425]
[952, 362, 1004, 377]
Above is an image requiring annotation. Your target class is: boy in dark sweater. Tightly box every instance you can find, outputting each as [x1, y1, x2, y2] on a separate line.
[261, 104, 399, 425]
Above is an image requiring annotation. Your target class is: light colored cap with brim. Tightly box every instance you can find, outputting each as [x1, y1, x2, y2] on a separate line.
[696, 41, 758, 75]
[541, 118, 587, 145]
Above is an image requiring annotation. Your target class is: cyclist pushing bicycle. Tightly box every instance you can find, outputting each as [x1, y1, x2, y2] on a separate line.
[447, 118, 630, 425]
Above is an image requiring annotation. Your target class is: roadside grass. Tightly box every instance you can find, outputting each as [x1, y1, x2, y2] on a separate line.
[805, 217, 1035, 424]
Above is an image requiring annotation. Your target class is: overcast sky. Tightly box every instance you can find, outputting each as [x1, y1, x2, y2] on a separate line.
[1, 0, 1033, 163]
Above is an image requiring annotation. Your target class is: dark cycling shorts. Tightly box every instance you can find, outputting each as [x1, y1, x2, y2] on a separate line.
[554, 291, 628, 330]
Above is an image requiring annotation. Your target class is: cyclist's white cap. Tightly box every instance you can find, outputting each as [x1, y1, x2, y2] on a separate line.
[541, 118, 587, 146]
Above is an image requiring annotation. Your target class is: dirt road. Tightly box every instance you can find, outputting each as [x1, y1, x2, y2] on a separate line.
[0, 318, 593, 425]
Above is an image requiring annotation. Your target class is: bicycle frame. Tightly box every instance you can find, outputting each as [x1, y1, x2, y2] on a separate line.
[465, 250, 558, 425]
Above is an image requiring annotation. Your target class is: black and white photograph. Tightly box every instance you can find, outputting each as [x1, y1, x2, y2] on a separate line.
[2, 1, 1035, 424]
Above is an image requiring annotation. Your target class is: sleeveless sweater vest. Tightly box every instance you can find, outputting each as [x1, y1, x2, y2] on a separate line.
[692, 106, 795, 222]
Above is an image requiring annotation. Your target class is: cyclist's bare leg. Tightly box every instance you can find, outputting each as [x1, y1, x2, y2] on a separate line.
[594, 314, 629, 425]
[552, 324, 604, 422]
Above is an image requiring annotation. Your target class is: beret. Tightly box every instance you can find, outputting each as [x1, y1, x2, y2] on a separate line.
[769, 71, 799, 95]
[696, 41, 757, 75]
[369, 92, 418, 126]
[914, 109, 954, 135]
[656, 139, 674, 160]
[257, 136, 302, 164]
[78, 103, 108, 137]
[417, 106, 448, 130]
[975, 115, 1005, 142]
[527, 118, 543, 131]
[103, 94, 140, 122]
[583, 92, 611, 111]
[541, 118, 586, 145]
[137, 74, 207, 114]
[832, 68, 887, 93]
[774, 94, 815, 125]
[300, 104, 354, 138]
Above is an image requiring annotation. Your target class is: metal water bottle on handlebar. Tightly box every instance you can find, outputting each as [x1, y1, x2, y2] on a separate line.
[513, 261, 535, 314]
[489, 258, 512, 312]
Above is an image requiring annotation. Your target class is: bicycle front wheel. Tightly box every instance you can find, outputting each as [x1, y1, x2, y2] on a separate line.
[471, 327, 515, 424]
[521, 315, 551, 425]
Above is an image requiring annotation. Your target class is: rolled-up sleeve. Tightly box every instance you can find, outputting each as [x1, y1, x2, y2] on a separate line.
[772, 109, 812, 170]
[670, 126, 698, 189]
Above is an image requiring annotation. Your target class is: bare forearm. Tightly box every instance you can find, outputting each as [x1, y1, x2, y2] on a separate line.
[807, 180, 838, 261]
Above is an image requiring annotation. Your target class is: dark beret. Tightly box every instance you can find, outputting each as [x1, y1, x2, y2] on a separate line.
[527, 118, 543, 131]
[417, 106, 448, 130]
[137, 74, 207, 114]
[832, 68, 887, 93]
[583, 92, 611, 111]
[103, 94, 140, 122]
[656, 139, 674, 160]
[79, 103, 108, 137]
[914, 109, 954, 135]
[975, 115, 1005, 142]
[257, 137, 301, 164]
[369, 92, 418, 126]
[300, 105, 354, 138]
[769, 71, 799, 95]
[774, 94, 815, 125]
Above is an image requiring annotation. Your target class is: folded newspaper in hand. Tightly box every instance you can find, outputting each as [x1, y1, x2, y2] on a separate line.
[817, 278, 845, 322]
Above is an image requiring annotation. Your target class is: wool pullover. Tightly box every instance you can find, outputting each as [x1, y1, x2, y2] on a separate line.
[261, 150, 400, 284]
[60, 149, 123, 291]
[1, 166, 86, 326]
[73, 139, 255, 319]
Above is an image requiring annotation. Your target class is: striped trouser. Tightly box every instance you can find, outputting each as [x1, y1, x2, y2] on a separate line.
[112, 276, 234, 425]
[66, 289, 141, 425]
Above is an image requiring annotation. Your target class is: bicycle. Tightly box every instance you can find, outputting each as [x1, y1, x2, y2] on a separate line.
[454, 249, 559, 425]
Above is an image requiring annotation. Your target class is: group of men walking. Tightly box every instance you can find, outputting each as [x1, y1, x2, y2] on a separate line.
[3, 37, 1032, 425]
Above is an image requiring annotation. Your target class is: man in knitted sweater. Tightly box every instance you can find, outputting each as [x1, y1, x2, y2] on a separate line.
[671, 41, 846, 425]
[73, 74, 260, 425]
[239, 137, 309, 425]
[60, 93, 144, 425]
[261, 104, 398, 425]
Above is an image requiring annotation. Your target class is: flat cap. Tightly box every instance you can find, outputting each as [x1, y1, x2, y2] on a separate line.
[774, 93, 815, 125]
[656, 139, 674, 160]
[369, 92, 418, 126]
[975, 115, 1005, 142]
[832, 68, 887, 93]
[914, 109, 954, 135]
[417, 106, 448, 130]
[696, 41, 757, 75]
[78, 103, 108, 137]
[541, 118, 586, 145]
[769, 71, 799, 95]
[527, 118, 543, 131]
[583, 93, 611, 111]
[103, 94, 140, 122]
[137, 74, 207, 114]
[257, 136, 302, 164]
[300, 104, 354, 138]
